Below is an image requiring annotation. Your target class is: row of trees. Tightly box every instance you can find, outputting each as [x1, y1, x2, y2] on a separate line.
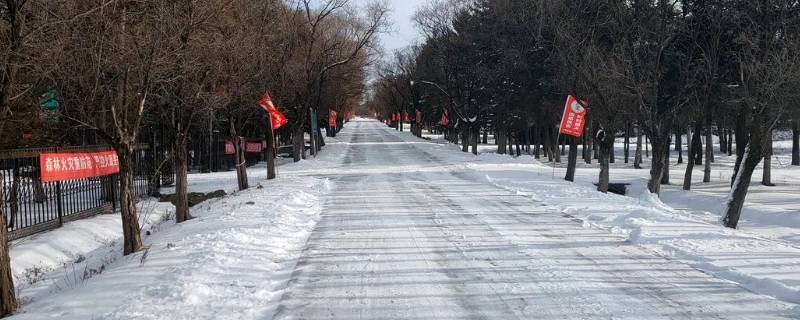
[369, 0, 800, 230]
[0, 0, 386, 315]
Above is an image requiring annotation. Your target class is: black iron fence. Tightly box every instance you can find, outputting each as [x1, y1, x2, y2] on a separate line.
[0, 145, 171, 240]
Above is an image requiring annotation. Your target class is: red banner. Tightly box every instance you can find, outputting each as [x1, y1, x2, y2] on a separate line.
[245, 141, 263, 153]
[558, 95, 588, 137]
[416, 111, 422, 124]
[257, 92, 288, 130]
[225, 140, 235, 155]
[40, 151, 119, 182]
[329, 110, 338, 128]
[403, 112, 410, 123]
[438, 109, 449, 126]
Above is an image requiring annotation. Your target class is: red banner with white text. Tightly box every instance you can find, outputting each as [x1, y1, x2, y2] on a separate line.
[225, 140, 235, 155]
[40, 151, 120, 182]
[558, 95, 588, 137]
[245, 141, 263, 153]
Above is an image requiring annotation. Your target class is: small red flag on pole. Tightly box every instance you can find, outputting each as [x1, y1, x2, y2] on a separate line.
[257, 92, 288, 130]
[558, 95, 587, 137]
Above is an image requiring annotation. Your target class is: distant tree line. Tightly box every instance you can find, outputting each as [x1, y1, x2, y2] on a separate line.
[0, 0, 387, 315]
[368, 0, 800, 230]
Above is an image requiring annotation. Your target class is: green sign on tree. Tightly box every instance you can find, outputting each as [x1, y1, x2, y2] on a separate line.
[40, 88, 59, 110]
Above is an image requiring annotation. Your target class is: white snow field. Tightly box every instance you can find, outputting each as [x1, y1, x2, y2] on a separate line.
[9, 119, 800, 319]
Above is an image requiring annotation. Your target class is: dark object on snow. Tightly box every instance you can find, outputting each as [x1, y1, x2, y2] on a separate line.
[593, 182, 629, 195]
[159, 190, 226, 207]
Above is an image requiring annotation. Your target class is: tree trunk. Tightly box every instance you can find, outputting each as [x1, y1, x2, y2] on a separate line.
[661, 135, 670, 185]
[461, 127, 469, 152]
[565, 136, 578, 182]
[292, 125, 304, 162]
[792, 121, 799, 166]
[496, 129, 507, 155]
[624, 124, 630, 164]
[683, 124, 701, 190]
[507, 130, 514, 155]
[723, 142, 763, 229]
[597, 138, 611, 193]
[634, 125, 643, 169]
[693, 129, 703, 165]
[704, 121, 713, 182]
[719, 127, 728, 154]
[230, 121, 249, 191]
[482, 128, 488, 144]
[675, 129, 683, 164]
[265, 118, 276, 180]
[174, 136, 191, 223]
[533, 127, 541, 158]
[0, 172, 18, 316]
[470, 127, 478, 155]
[707, 127, 714, 163]
[647, 130, 669, 195]
[762, 131, 773, 186]
[116, 145, 143, 255]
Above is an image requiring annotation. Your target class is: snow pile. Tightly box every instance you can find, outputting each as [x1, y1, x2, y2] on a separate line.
[11, 199, 175, 306]
[10, 175, 331, 320]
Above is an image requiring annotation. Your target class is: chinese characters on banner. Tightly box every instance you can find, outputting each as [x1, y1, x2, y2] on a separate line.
[558, 95, 588, 137]
[245, 141, 263, 153]
[39, 151, 120, 182]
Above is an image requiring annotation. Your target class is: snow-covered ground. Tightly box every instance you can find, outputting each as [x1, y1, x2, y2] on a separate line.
[9, 133, 348, 319]
[8, 119, 800, 319]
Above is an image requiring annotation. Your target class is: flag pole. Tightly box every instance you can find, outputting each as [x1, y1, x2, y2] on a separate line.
[553, 131, 561, 178]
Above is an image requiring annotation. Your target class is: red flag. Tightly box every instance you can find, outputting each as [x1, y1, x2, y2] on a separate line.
[257, 92, 288, 130]
[329, 110, 338, 128]
[438, 109, 449, 126]
[558, 95, 588, 137]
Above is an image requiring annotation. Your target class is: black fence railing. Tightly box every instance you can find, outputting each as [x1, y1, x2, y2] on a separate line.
[0, 145, 172, 240]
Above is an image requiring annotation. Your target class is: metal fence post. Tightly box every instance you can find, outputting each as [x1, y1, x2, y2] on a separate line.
[56, 181, 63, 227]
[111, 174, 117, 212]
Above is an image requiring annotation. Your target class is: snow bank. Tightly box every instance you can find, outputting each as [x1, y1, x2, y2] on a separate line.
[11, 199, 174, 306]
[10, 176, 331, 319]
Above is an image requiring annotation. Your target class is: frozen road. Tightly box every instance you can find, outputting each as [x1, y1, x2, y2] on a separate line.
[272, 120, 796, 319]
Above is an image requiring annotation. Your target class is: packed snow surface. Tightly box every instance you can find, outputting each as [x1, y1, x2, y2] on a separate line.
[10, 119, 800, 319]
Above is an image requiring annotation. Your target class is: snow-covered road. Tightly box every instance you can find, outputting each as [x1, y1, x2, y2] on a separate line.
[273, 120, 795, 319]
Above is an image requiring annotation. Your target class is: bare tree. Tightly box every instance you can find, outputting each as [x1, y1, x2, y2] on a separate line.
[722, 1, 800, 228]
